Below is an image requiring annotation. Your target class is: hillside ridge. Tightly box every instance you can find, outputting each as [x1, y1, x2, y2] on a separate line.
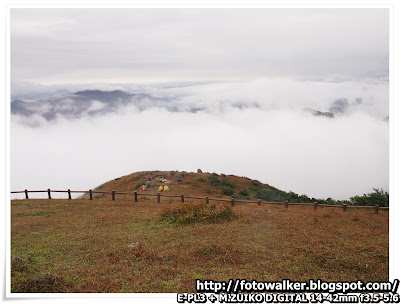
[91, 170, 328, 205]
[89, 170, 389, 207]
[92, 170, 282, 201]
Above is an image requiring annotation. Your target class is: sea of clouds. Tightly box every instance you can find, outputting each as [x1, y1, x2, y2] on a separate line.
[10, 78, 389, 200]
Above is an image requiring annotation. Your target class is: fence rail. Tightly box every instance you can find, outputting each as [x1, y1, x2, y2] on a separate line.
[11, 189, 389, 214]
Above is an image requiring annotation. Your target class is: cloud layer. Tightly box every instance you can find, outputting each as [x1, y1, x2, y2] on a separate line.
[10, 79, 389, 200]
[11, 8, 389, 83]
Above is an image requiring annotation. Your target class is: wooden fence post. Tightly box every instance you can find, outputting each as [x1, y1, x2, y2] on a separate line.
[285, 200, 288, 209]
[181, 195, 184, 203]
[47, 189, 51, 199]
[258, 199, 261, 206]
[231, 198, 235, 206]
[206, 196, 209, 204]
[314, 202, 318, 211]
[25, 189, 28, 199]
[157, 193, 160, 203]
[68, 189, 71, 200]
[134, 191, 137, 202]
[374, 204, 379, 214]
[89, 189, 93, 200]
[112, 190, 115, 201]
[342, 203, 347, 212]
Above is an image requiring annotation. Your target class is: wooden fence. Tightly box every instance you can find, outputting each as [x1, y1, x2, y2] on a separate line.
[11, 189, 389, 214]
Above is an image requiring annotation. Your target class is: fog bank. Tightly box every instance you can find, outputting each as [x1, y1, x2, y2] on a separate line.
[10, 80, 389, 200]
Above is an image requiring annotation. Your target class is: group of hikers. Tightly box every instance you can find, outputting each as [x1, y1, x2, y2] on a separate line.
[139, 173, 183, 192]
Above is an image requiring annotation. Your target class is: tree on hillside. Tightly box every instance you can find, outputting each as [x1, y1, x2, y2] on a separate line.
[349, 188, 389, 207]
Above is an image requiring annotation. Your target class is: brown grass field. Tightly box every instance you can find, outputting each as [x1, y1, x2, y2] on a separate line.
[11, 196, 388, 293]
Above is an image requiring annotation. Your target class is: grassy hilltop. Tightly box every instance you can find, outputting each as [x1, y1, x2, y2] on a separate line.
[11, 170, 389, 293]
[90, 170, 389, 206]
[90, 170, 289, 202]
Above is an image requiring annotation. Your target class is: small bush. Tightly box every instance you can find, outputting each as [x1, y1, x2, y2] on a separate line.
[251, 180, 263, 187]
[170, 171, 176, 176]
[198, 178, 206, 183]
[252, 188, 287, 202]
[208, 176, 220, 186]
[239, 189, 249, 197]
[160, 202, 238, 225]
[350, 188, 389, 207]
[220, 179, 236, 188]
[222, 188, 234, 196]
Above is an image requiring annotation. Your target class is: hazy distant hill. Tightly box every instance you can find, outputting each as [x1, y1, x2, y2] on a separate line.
[11, 89, 388, 123]
[11, 89, 160, 120]
[303, 107, 334, 118]
[10, 89, 174, 121]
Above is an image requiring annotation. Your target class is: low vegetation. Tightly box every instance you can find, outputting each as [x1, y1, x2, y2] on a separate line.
[11, 170, 389, 293]
[350, 188, 389, 207]
[11, 197, 388, 293]
[160, 202, 238, 224]
[76, 170, 388, 207]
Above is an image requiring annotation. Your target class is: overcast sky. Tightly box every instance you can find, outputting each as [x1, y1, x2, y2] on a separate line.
[11, 8, 389, 84]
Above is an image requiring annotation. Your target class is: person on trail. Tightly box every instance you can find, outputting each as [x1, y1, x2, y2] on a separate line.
[178, 176, 182, 183]
[164, 185, 169, 191]
[147, 174, 151, 181]
[142, 184, 147, 191]
[159, 185, 164, 192]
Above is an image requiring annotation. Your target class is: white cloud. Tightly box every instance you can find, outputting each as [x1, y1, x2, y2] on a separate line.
[10, 79, 389, 200]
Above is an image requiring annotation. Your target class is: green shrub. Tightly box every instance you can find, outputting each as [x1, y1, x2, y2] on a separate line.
[160, 202, 238, 224]
[220, 178, 236, 188]
[350, 188, 389, 207]
[198, 178, 206, 183]
[239, 189, 249, 197]
[251, 188, 287, 202]
[222, 188, 234, 196]
[208, 176, 220, 186]
[251, 180, 263, 187]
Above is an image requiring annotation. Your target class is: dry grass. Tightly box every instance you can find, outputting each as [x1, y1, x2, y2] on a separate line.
[160, 202, 238, 224]
[11, 198, 388, 293]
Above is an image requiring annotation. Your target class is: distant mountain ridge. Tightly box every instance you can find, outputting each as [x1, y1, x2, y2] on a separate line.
[11, 89, 388, 124]
[303, 107, 334, 118]
[11, 89, 163, 121]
